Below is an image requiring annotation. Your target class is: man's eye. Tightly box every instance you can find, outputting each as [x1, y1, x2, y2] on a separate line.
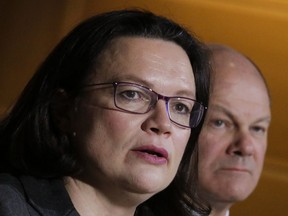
[251, 126, 266, 134]
[212, 119, 225, 127]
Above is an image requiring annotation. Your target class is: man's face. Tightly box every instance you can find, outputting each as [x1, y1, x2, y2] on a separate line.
[69, 37, 196, 200]
[198, 52, 271, 207]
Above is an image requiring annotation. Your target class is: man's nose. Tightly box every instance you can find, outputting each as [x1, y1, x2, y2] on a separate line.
[227, 130, 255, 157]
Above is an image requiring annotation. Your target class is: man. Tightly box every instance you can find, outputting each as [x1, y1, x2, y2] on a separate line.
[197, 44, 271, 216]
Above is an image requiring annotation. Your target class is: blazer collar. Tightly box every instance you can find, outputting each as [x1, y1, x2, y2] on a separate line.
[20, 175, 78, 216]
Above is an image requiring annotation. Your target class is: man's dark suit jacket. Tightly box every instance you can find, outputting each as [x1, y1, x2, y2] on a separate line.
[0, 173, 79, 216]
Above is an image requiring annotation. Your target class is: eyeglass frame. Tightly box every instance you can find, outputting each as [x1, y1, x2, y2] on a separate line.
[80, 81, 207, 128]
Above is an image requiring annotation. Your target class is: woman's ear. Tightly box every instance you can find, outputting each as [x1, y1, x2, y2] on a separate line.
[50, 89, 74, 134]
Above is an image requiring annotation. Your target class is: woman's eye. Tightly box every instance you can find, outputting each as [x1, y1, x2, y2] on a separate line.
[121, 90, 140, 100]
[119, 90, 150, 104]
[174, 103, 190, 114]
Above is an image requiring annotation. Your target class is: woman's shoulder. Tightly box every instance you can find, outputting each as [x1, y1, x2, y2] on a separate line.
[0, 173, 32, 215]
[0, 173, 78, 216]
[0, 172, 20, 182]
[0, 173, 25, 196]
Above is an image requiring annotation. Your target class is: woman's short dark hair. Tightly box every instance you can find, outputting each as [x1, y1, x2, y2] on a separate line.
[0, 9, 210, 215]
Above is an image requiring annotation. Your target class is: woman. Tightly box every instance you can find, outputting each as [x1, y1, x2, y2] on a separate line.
[0, 9, 210, 216]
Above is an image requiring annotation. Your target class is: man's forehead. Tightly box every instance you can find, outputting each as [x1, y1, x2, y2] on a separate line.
[212, 52, 261, 84]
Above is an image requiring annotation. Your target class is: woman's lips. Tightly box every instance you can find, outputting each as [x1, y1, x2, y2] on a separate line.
[132, 145, 168, 165]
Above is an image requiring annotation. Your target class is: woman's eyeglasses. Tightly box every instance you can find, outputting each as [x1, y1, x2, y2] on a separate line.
[80, 81, 206, 128]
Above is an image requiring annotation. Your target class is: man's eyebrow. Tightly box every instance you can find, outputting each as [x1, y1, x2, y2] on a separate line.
[210, 104, 271, 125]
[253, 116, 271, 125]
[209, 104, 234, 119]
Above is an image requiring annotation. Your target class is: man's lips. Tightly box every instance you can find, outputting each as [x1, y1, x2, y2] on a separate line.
[220, 167, 250, 173]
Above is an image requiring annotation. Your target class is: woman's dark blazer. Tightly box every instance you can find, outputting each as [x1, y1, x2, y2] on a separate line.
[0, 173, 79, 216]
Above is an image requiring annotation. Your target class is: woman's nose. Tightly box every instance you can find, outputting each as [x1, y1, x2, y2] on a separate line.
[141, 100, 172, 135]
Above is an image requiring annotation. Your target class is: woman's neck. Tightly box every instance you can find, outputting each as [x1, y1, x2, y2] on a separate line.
[63, 176, 137, 216]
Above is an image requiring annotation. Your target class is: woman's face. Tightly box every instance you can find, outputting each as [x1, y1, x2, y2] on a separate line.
[69, 37, 196, 200]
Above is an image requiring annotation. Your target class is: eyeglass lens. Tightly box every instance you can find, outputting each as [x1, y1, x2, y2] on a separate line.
[114, 82, 203, 128]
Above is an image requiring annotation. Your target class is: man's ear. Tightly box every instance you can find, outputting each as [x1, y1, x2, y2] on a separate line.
[50, 89, 74, 134]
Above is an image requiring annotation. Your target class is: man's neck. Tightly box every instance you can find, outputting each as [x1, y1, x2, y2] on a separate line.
[210, 209, 229, 216]
[208, 199, 232, 216]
